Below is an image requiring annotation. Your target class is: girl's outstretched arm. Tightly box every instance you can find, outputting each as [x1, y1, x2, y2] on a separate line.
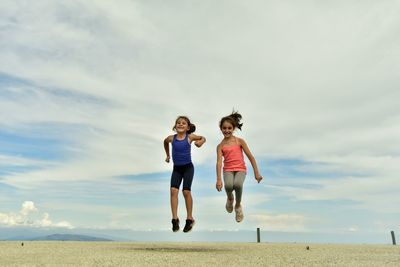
[164, 135, 173, 163]
[189, 133, 206, 148]
[240, 138, 263, 183]
[216, 144, 223, 191]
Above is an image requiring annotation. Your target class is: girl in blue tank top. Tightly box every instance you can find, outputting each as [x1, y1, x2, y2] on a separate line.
[163, 116, 206, 233]
[172, 133, 192, 166]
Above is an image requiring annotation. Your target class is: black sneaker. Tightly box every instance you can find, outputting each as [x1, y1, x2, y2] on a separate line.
[183, 219, 195, 233]
[171, 218, 180, 232]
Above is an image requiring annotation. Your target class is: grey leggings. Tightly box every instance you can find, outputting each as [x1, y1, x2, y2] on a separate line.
[223, 171, 246, 204]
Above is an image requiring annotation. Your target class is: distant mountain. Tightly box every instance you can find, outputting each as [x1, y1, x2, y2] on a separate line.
[31, 234, 112, 241]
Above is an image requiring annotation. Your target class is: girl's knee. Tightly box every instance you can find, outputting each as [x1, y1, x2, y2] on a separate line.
[170, 187, 179, 196]
[182, 190, 191, 198]
[233, 183, 243, 190]
[224, 183, 234, 192]
[233, 179, 244, 190]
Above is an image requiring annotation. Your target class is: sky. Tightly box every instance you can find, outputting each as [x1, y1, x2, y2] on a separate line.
[1, 1, 399, 243]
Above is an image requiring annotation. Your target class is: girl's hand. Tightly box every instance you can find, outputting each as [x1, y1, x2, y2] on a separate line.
[194, 137, 205, 148]
[194, 140, 203, 147]
[255, 174, 263, 183]
[165, 156, 170, 163]
[216, 180, 223, 192]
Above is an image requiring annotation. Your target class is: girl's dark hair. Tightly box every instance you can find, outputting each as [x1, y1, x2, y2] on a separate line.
[219, 111, 243, 130]
[173, 116, 196, 134]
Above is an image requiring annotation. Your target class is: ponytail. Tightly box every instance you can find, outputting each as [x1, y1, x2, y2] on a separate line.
[188, 123, 196, 134]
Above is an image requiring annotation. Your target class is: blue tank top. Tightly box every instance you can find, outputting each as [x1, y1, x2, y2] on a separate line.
[172, 134, 192, 166]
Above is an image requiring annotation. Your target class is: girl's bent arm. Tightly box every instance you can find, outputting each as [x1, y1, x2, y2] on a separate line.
[164, 135, 173, 163]
[190, 134, 206, 148]
[240, 138, 263, 183]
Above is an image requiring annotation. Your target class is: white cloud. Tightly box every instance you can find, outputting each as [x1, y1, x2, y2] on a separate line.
[0, 154, 53, 168]
[38, 212, 72, 229]
[348, 226, 359, 232]
[0, 201, 73, 229]
[20, 201, 37, 216]
[278, 176, 400, 213]
[250, 213, 307, 232]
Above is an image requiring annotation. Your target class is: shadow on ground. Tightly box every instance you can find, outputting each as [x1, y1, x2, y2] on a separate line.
[125, 247, 232, 253]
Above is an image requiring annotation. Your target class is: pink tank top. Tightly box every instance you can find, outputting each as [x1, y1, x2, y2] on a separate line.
[222, 143, 247, 173]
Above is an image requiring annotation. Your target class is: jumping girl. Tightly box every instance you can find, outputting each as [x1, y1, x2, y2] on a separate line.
[164, 116, 206, 232]
[216, 111, 262, 222]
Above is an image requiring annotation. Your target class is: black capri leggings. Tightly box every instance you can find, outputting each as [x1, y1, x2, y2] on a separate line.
[170, 163, 194, 191]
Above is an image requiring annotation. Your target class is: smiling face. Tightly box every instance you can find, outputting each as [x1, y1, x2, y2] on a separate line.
[220, 120, 235, 138]
[174, 117, 190, 133]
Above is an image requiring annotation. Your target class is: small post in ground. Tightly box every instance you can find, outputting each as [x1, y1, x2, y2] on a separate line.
[391, 231, 396, 245]
[257, 227, 261, 243]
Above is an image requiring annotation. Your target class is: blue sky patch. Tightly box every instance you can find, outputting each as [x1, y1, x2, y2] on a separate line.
[0, 129, 71, 161]
[0, 72, 112, 107]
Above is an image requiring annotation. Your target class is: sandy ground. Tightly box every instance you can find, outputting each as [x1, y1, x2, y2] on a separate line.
[0, 241, 399, 266]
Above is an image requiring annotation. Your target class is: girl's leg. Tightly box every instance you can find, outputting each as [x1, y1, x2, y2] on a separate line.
[233, 172, 246, 208]
[223, 171, 235, 200]
[232, 172, 246, 222]
[170, 187, 179, 219]
[170, 168, 183, 219]
[181, 164, 195, 232]
[182, 190, 193, 220]
[223, 172, 235, 212]
[182, 164, 195, 220]
[182, 189, 195, 232]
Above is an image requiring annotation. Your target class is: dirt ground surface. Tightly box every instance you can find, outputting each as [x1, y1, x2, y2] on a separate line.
[1, 241, 399, 266]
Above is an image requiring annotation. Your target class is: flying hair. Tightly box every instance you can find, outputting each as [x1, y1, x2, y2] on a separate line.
[219, 110, 243, 130]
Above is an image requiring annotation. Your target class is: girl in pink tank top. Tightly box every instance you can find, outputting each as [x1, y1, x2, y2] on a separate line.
[221, 137, 246, 173]
[216, 111, 263, 223]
